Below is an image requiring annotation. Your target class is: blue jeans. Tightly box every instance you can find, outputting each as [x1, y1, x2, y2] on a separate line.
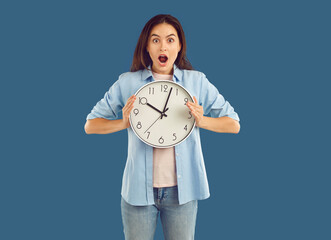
[121, 186, 198, 240]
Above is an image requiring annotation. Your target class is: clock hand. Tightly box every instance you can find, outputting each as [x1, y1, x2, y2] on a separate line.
[161, 107, 169, 118]
[144, 115, 161, 133]
[147, 103, 167, 117]
[143, 107, 170, 134]
[161, 87, 173, 119]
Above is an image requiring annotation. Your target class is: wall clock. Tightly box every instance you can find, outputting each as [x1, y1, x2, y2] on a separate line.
[129, 80, 195, 148]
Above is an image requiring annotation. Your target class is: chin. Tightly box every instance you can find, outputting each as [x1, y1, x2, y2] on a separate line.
[153, 64, 171, 74]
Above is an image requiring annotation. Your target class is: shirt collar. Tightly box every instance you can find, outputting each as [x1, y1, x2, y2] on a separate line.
[141, 64, 183, 82]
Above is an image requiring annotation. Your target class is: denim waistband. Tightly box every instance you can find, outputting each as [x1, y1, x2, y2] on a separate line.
[153, 185, 177, 191]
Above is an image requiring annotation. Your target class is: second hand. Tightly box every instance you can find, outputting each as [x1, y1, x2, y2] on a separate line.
[144, 115, 161, 134]
[143, 107, 169, 134]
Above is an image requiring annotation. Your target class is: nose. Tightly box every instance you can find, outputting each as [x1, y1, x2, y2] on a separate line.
[160, 40, 167, 51]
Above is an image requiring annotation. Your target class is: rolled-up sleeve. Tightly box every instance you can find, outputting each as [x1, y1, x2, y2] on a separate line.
[199, 73, 240, 121]
[86, 80, 124, 120]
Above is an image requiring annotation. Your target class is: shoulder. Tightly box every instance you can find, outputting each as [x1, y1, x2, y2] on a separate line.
[108, 70, 146, 99]
[118, 70, 143, 81]
[180, 69, 208, 86]
[181, 69, 206, 78]
[180, 68, 218, 96]
[113, 70, 144, 86]
[181, 69, 207, 82]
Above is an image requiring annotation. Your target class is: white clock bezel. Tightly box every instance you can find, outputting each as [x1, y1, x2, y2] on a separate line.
[129, 80, 196, 148]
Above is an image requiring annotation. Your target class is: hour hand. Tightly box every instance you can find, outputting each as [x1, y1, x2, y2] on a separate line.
[147, 103, 167, 117]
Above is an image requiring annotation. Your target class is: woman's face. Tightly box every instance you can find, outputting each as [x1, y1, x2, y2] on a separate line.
[146, 23, 181, 75]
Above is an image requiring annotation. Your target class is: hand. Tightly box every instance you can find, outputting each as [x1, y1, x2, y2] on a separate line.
[186, 96, 205, 127]
[161, 87, 173, 119]
[122, 95, 136, 128]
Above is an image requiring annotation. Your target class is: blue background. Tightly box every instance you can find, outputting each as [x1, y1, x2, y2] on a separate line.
[1, 0, 330, 239]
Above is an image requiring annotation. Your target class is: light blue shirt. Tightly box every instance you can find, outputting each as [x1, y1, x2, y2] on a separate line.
[86, 64, 240, 206]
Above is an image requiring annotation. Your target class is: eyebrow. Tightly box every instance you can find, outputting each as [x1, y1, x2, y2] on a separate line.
[151, 33, 177, 38]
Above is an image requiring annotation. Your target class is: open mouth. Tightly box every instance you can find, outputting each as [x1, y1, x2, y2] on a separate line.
[158, 54, 168, 64]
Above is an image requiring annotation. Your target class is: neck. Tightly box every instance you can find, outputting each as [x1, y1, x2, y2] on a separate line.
[151, 65, 173, 75]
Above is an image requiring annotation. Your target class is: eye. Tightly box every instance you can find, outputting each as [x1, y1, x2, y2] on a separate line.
[152, 39, 159, 43]
[168, 38, 174, 43]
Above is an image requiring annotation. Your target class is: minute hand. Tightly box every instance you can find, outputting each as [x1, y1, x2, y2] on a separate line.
[161, 87, 173, 119]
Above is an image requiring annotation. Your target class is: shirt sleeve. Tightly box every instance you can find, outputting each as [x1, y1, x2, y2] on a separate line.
[199, 73, 240, 121]
[86, 80, 125, 120]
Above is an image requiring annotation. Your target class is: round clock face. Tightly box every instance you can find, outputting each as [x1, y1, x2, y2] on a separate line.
[129, 80, 195, 148]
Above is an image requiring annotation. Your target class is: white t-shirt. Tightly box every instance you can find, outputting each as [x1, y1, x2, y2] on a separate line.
[152, 71, 177, 188]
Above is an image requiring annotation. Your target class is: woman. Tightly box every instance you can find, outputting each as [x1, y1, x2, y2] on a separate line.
[85, 14, 240, 240]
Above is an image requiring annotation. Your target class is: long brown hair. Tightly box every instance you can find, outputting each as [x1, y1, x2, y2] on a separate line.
[130, 14, 193, 72]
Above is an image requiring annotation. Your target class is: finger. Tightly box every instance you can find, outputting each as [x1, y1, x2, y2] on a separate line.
[191, 107, 202, 117]
[126, 95, 136, 104]
[187, 99, 195, 106]
[188, 102, 199, 111]
[193, 96, 198, 103]
[128, 97, 136, 106]
[188, 100, 199, 109]
[187, 103, 194, 111]
[123, 104, 132, 115]
[191, 110, 200, 120]
[125, 103, 135, 114]
[127, 98, 135, 107]
[125, 97, 136, 109]
[130, 103, 136, 112]
[124, 106, 134, 119]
